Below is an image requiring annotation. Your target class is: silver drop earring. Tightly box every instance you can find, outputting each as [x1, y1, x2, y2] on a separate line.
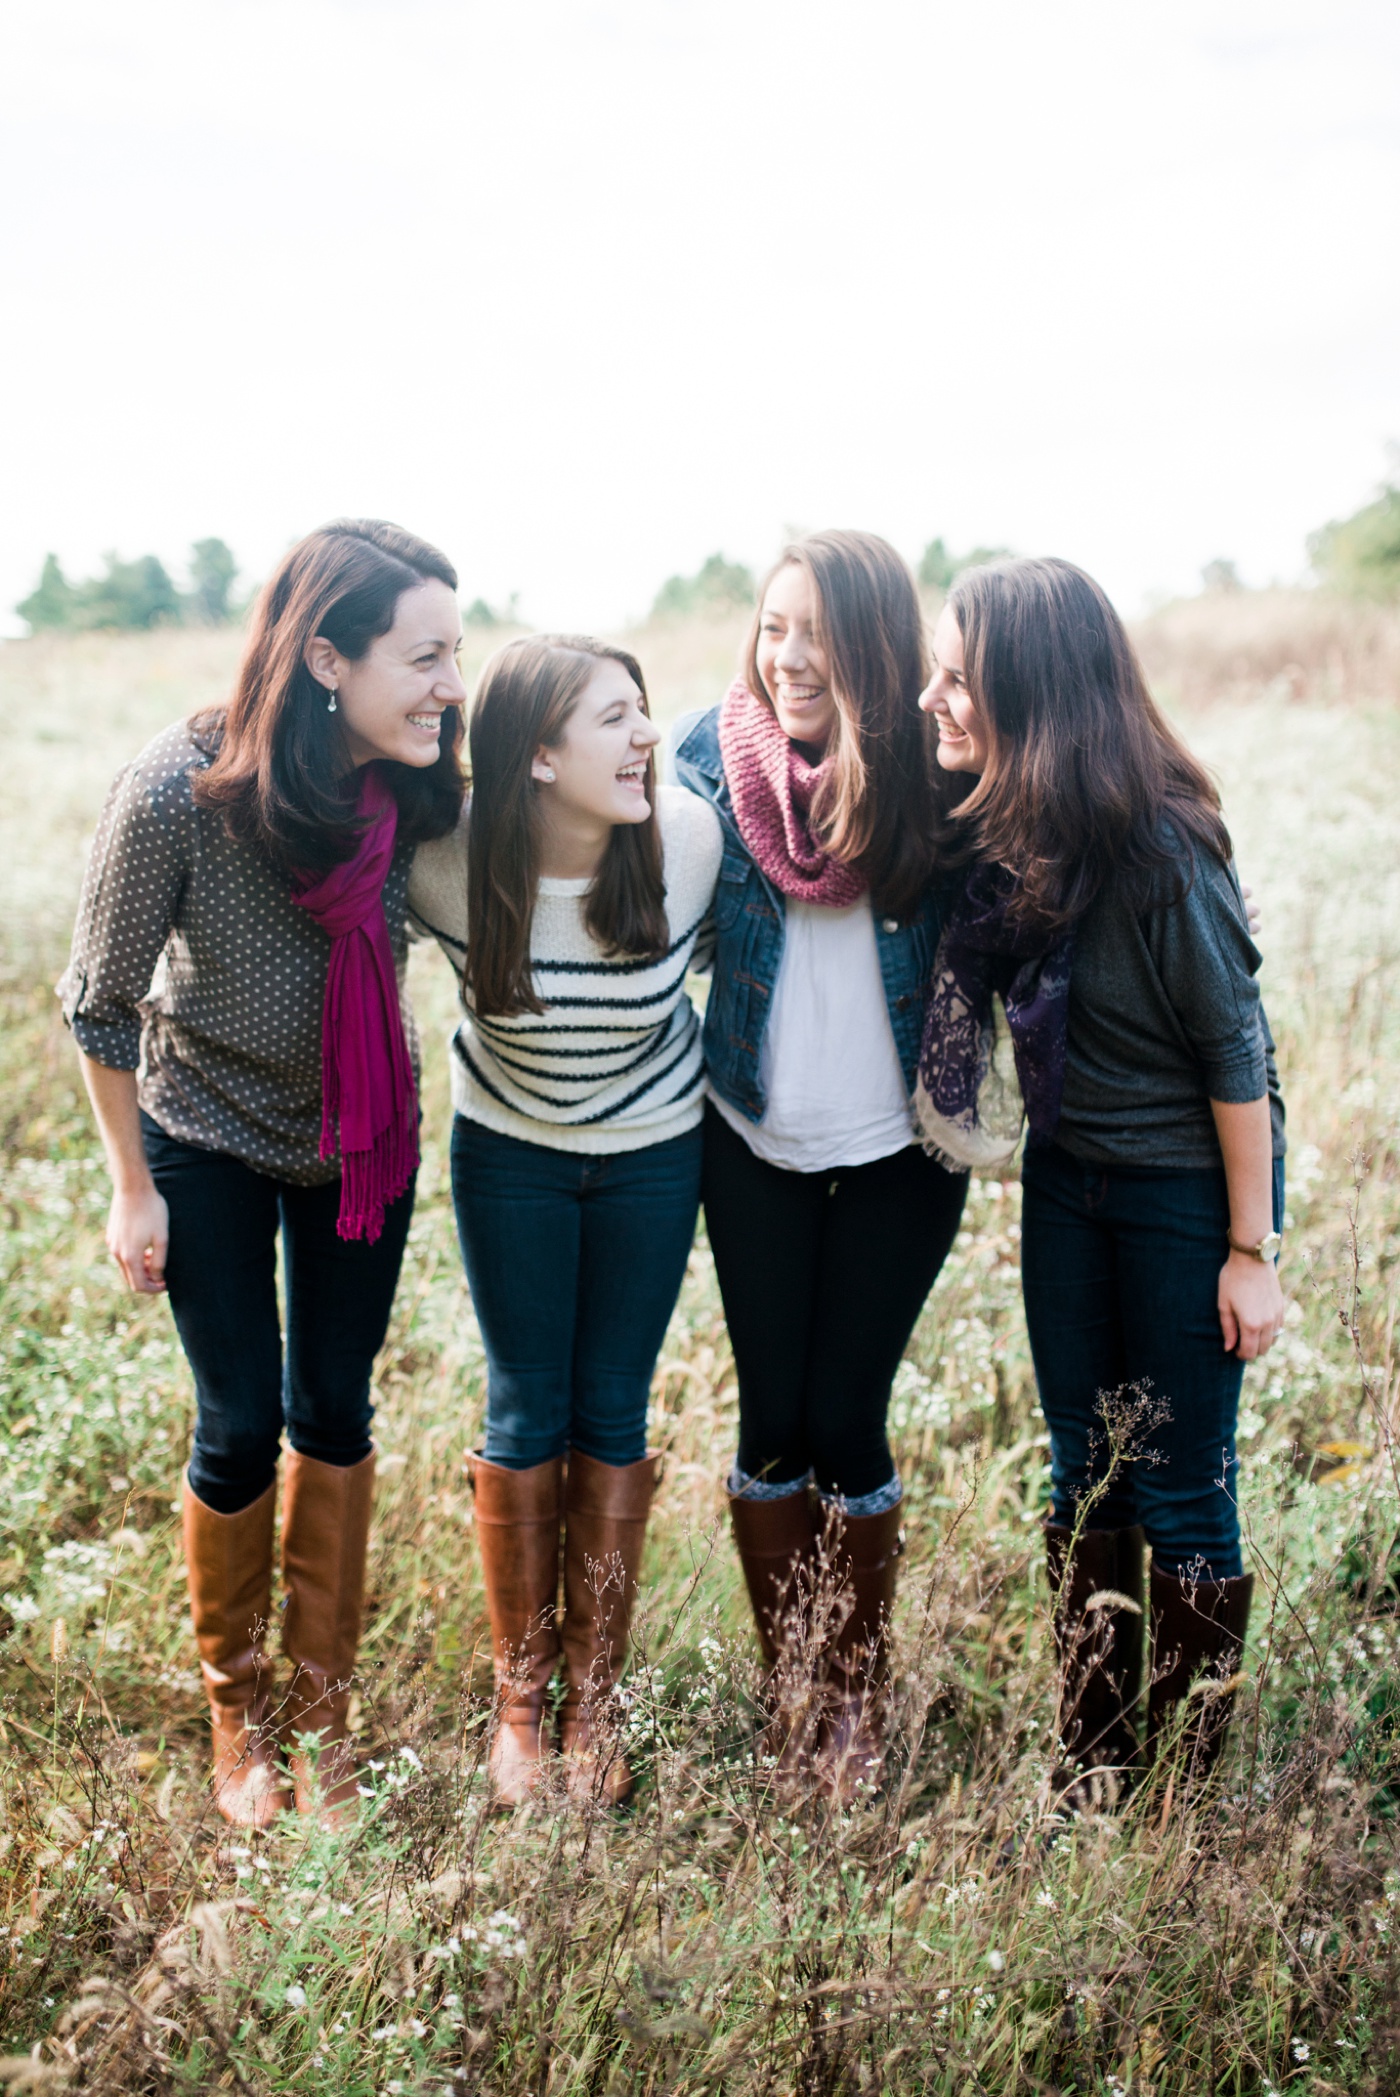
[327, 687, 338, 714]
[538, 765, 555, 782]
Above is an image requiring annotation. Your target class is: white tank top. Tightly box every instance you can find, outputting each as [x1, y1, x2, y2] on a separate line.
[710, 897, 914, 1172]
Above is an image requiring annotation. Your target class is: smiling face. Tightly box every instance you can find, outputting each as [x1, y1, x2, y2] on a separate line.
[533, 655, 660, 829]
[920, 603, 991, 775]
[755, 560, 840, 748]
[307, 578, 466, 769]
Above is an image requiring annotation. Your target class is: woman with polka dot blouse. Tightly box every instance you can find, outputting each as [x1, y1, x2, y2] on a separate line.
[59, 520, 467, 1827]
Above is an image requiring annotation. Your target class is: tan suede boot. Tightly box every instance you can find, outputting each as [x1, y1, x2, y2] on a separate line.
[467, 1453, 565, 1806]
[182, 1473, 289, 1829]
[280, 1447, 375, 1823]
[559, 1450, 660, 1806]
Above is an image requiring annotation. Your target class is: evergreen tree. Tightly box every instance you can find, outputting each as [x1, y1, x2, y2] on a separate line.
[76, 554, 181, 630]
[189, 538, 238, 623]
[1310, 484, 1400, 600]
[919, 537, 1013, 592]
[16, 554, 77, 631]
[651, 552, 755, 619]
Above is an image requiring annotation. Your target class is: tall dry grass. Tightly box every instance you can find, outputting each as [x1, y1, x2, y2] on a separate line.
[0, 593, 1397, 2092]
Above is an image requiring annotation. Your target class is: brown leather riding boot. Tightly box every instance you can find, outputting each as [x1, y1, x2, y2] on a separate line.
[467, 1452, 565, 1806]
[1147, 1563, 1254, 1787]
[728, 1484, 820, 1665]
[183, 1473, 289, 1828]
[559, 1449, 660, 1806]
[1045, 1523, 1145, 1808]
[815, 1499, 904, 1807]
[280, 1448, 375, 1823]
[728, 1483, 821, 1774]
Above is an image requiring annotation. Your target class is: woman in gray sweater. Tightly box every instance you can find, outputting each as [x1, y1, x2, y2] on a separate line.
[917, 556, 1284, 1802]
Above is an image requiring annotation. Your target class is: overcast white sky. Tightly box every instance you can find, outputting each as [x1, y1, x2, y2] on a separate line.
[3, 0, 1398, 631]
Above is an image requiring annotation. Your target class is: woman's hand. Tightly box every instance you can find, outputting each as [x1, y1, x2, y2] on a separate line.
[1218, 1248, 1284, 1359]
[1241, 882, 1262, 938]
[77, 1053, 170, 1295]
[106, 1184, 170, 1294]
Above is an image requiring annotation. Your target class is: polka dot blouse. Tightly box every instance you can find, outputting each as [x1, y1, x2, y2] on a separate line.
[57, 720, 418, 1185]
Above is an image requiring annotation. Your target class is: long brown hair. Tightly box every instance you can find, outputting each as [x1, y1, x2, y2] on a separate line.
[193, 519, 465, 875]
[464, 636, 669, 1017]
[945, 557, 1231, 935]
[743, 530, 941, 918]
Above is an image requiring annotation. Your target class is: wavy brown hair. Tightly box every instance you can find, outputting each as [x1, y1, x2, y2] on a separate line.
[464, 636, 668, 1018]
[192, 519, 465, 875]
[944, 556, 1231, 935]
[744, 530, 942, 919]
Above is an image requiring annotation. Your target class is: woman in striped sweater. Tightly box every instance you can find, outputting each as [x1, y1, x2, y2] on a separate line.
[409, 636, 721, 1805]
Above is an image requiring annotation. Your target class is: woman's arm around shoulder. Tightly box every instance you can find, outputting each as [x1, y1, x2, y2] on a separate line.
[406, 793, 470, 960]
[657, 783, 722, 972]
[656, 783, 723, 899]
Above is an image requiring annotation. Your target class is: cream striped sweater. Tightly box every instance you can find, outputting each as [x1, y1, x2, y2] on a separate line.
[407, 786, 722, 1153]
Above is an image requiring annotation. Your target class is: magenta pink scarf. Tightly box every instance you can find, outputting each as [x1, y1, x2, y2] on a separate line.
[293, 767, 418, 1242]
[718, 679, 866, 906]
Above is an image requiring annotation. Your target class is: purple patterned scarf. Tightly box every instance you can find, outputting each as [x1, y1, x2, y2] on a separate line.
[914, 863, 1076, 1172]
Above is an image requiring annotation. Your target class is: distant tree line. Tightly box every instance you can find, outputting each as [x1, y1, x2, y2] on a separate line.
[647, 540, 1021, 623]
[33, 499, 1393, 642]
[17, 540, 240, 632]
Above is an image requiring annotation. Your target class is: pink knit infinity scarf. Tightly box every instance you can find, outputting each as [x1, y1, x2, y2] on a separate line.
[293, 767, 418, 1242]
[718, 679, 866, 907]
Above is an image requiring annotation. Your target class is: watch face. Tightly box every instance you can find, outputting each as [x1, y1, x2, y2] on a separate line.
[1259, 1232, 1282, 1260]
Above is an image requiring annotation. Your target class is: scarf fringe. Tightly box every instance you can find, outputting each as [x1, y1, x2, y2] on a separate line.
[333, 1110, 419, 1243]
[913, 1075, 1022, 1175]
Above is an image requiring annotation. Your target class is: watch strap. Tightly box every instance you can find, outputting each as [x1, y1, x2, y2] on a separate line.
[1229, 1229, 1281, 1262]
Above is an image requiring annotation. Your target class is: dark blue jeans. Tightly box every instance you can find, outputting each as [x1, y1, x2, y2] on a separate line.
[1020, 1140, 1285, 1581]
[449, 1114, 703, 1469]
[142, 1114, 415, 1514]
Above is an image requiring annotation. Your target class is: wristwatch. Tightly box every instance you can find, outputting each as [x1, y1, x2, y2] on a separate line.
[1229, 1229, 1282, 1262]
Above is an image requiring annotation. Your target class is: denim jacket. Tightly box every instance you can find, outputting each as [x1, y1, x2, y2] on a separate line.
[673, 704, 954, 1125]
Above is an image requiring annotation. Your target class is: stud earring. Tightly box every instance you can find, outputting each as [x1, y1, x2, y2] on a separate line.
[327, 688, 338, 713]
[538, 766, 556, 783]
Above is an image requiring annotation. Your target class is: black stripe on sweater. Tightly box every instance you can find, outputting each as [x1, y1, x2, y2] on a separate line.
[531, 910, 708, 974]
[574, 1037, 703, 1124]
[457, 1036, 702, 1123]
[475, 1031, 680, 1088]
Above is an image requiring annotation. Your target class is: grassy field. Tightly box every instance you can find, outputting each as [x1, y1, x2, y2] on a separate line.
[0, 595, 1398, 2094]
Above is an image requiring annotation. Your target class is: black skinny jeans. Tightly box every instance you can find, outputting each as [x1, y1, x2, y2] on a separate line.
[142, 1114, 415, 1514]
[702, 1101, 968, 1500]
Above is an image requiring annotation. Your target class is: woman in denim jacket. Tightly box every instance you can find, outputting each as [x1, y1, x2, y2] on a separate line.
[674, 530, 966, 1799]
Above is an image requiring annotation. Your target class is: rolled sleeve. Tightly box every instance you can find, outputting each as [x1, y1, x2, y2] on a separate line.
[57, 760, 185, 1070]
[1152, 853, 1269, 1105]
[1197, 1016, 1269, 1104]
